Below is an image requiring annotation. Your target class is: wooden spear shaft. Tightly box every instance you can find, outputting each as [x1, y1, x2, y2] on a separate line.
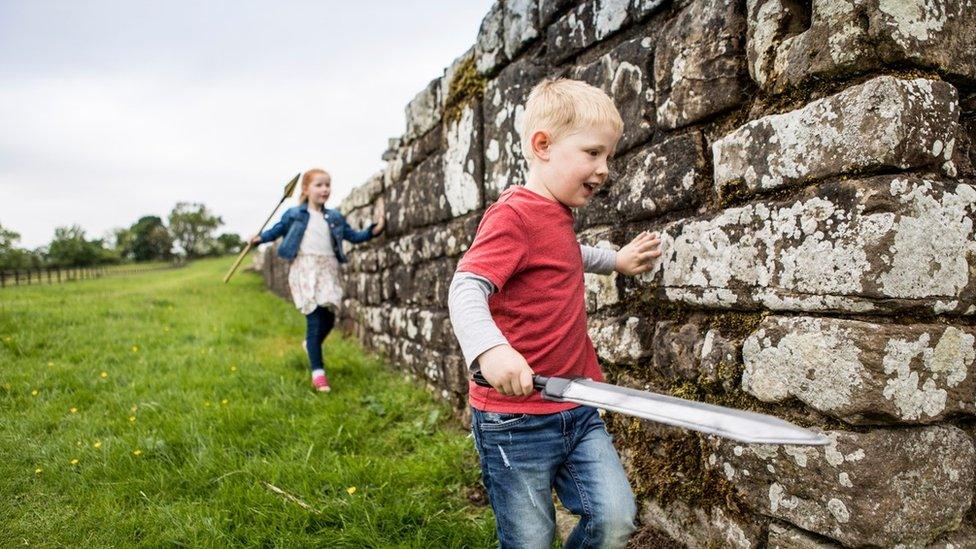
[223, 173, 300, 283]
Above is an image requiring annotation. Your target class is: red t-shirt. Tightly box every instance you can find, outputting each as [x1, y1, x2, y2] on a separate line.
[457, 186, 604, 414]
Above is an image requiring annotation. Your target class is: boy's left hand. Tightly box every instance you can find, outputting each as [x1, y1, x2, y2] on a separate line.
[615, 231, 662, 275]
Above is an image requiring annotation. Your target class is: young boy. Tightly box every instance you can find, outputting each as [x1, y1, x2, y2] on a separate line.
[448, 78, 662, 548]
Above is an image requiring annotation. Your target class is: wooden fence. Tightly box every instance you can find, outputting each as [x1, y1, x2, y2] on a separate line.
[0, 262, 183, 289]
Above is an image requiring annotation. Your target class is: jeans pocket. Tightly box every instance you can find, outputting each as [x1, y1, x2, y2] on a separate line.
[477, 412, 528, 432]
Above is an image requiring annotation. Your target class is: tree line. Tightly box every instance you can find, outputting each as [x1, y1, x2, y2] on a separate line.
[0, 202, 244, 270]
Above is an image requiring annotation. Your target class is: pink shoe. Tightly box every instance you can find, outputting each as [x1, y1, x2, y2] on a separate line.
[312, 373, 331, 393]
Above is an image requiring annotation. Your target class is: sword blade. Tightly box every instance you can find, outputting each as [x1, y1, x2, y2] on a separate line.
[547, 378, 828, 445]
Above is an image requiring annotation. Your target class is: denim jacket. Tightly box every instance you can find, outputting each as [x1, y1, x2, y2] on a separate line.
[259, 203, 377, 263]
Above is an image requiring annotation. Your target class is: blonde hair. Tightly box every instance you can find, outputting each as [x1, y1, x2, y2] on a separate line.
[299, 168, 331, 203]
[519, 78, 624, 162]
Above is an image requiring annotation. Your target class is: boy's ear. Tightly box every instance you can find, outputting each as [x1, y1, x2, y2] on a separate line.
[530, 130, 551, 161]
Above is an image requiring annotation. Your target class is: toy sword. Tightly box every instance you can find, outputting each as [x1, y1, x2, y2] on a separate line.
[472, 372, 828, 445]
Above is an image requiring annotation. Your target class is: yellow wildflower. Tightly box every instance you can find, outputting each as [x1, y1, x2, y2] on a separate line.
[132, 449, 142, 456]
[100, 372, 108, 379]
[69, 407, 77, 414]
[132, 345, 139, 353]
[204, 401, 211, 407]
[93, 441, 102, 449]
[70, 458, 79, 465]
[230, 366, 237, 372]
[47, 362, 54, 367]
[128, 416, 136, 422]
[34, 468, 42, 475]
[31, 389, 38, 396]
[346, 486, 357, 495]
[221, 399, 228, 405]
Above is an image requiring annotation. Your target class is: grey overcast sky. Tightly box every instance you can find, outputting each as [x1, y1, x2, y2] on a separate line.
[0, 1, 493, 248]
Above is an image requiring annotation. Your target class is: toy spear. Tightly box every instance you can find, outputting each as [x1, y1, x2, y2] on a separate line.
[223, 173, 300, 283]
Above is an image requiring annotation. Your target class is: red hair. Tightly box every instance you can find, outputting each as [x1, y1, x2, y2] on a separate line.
[299, 169, 331, 203]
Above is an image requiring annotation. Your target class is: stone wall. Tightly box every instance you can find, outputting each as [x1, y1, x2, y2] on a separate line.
[261, 0, 976, 546]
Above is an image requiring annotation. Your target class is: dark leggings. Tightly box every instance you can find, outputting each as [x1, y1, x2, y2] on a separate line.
[305, 306, 336, 372]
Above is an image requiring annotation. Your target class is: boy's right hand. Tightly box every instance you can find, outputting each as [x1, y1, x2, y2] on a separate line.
[477, 345, 535, 396]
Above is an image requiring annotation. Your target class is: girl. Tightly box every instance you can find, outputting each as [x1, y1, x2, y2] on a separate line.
[251, 168, 384, 392]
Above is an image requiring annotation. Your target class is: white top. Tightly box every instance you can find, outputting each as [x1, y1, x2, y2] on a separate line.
[299, 209, 335, 256]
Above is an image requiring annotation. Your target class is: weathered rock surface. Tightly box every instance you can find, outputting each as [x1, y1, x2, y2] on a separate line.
[654, 0, 749, 129]
[475, 1, 508, 76]
[443, 102, 484, 218]
[547, 0, 634, 63]
[577, 131, 707, 228]
[503, 0, 541, 59]
[743, 316, 976, 424]
[747, 0, 976, 93]
[643, 176, 976, 315]
[654, 319, 739, 389]
[482, 58, 547, 201]
[711, 426, 975, 547]
[383, 123, 442, 188]
[713, 76, 961, 199]
[404, 77, 442, 141]
[588, 315, 654, 364]
[767, 522, 841, 548]
[638, 497, 763, 548]
[570, 35, 656, 155]
[385, 154, 455, 237]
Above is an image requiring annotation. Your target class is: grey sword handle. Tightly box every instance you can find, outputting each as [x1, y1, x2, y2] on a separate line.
[471, 371, 549, 392]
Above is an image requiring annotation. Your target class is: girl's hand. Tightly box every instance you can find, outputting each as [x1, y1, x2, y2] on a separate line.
[615, 231, 661, 275]
[249, 235, 262, 246]
[371, 197, 386, 235]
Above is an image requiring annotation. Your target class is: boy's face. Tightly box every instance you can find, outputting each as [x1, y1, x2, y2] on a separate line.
[541, 124, 620, 208]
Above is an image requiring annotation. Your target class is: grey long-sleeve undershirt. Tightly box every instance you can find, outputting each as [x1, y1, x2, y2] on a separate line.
[448, 244, 616, 369]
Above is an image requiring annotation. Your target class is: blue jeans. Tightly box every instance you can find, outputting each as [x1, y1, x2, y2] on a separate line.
[471, 406, 636, 549]
[304, 306, 335, 372]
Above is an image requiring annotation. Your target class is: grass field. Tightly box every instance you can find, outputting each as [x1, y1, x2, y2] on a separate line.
[0, 258, 494, 547]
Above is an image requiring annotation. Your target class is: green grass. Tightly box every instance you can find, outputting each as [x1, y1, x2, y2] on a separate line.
[0, 258, 494, 547]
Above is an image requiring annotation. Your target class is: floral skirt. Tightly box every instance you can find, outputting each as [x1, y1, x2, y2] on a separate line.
[288, 253, 343, 315]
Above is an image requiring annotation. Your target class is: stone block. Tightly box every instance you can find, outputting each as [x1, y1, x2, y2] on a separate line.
[748, 0, 976, 93]
[709, 426, 975, 547]
[383, 123, 442, 188]
[570, 35, 656, 154]
[713, 76, 961, 199]
[539, 0, 578, 27]
[547, 0, 634, 63]
[654, 319, 740, 389]
[577, 131, 707, 228]
[339, 171, 383, 215]
[503, 0, 541, 59]
[638, 497, 763, 548]
[654, 0, 749, 129]
[743, 315, 976, 424]
[588, 315, 654, 364]
[387, 213, 479, 267]
[642, 176, 976, 315]
[385, 154, 455, 237]
[404, 77, 443, 141]
[443, 101, 484, 218]
[476, 1, 508, 76]
[483, 58, 548, 201]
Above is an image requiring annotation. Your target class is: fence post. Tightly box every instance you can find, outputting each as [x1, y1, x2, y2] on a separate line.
[0, 271, 5, 288]
[14, 270, 19, 286]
